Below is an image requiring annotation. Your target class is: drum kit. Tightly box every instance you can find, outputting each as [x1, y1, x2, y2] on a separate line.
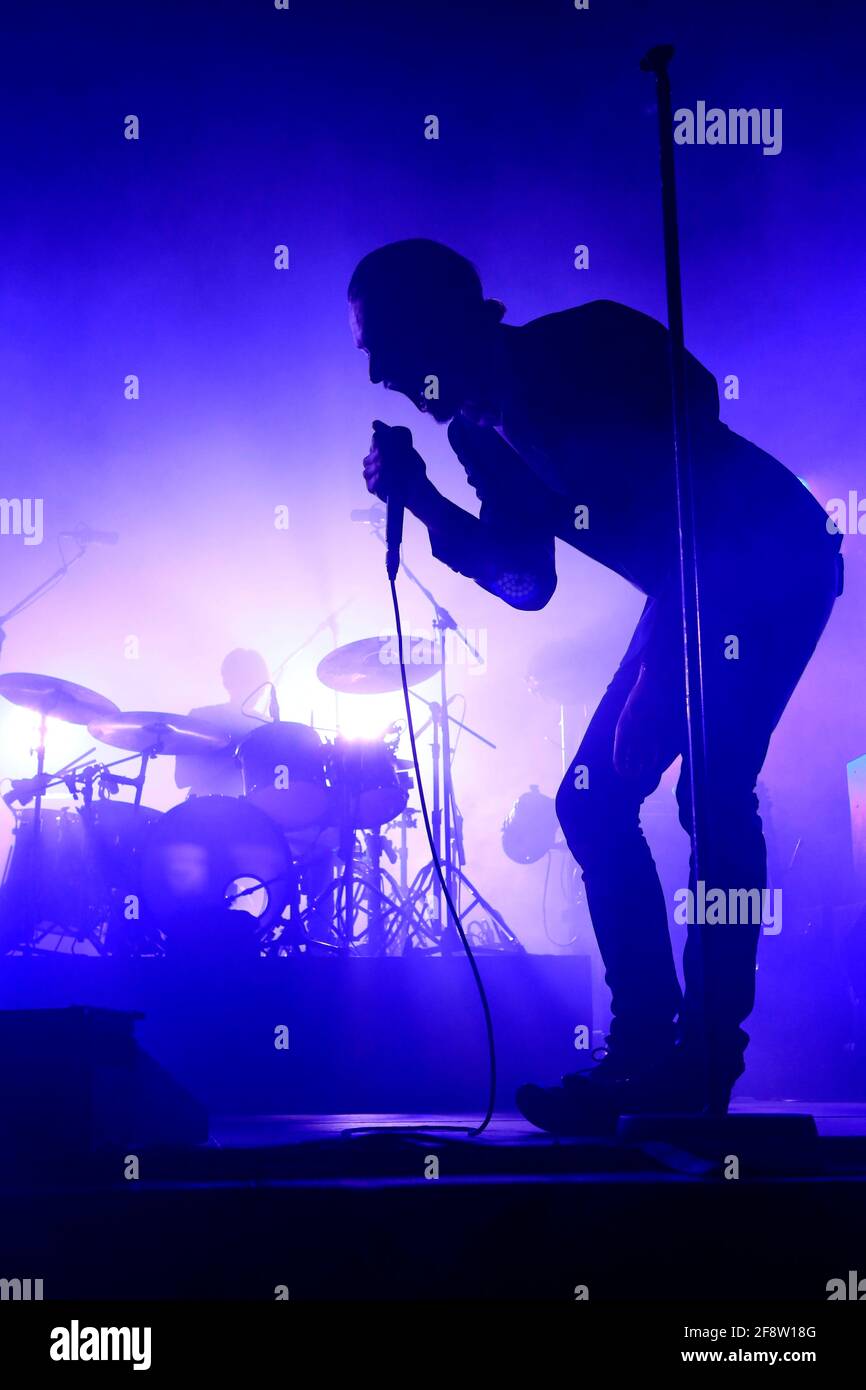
[0, 632, 520, 959]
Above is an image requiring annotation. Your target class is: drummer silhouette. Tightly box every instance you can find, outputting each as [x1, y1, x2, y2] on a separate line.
[174, 648, 271, 798]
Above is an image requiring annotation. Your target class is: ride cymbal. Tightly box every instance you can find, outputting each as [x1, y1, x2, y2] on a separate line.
[317, 635, 441, 694]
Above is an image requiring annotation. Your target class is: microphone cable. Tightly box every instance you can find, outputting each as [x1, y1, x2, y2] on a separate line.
[387, 574, 497, 1138]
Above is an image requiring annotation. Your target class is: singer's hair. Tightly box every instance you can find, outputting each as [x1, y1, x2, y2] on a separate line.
[348, 239, 488, 313]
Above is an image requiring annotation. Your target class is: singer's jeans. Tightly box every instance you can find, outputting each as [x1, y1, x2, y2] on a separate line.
[555, 539, 841, 1084]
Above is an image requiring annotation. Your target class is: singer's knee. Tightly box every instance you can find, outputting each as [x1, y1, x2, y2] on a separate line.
[556, 770, 605, 869]
[557, 763, 648, 872]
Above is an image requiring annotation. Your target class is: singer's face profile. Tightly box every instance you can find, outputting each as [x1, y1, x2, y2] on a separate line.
[349, 295, 464, 423]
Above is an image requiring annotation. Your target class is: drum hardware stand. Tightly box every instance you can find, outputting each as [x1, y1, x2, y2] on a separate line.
[305, 784, 405, 955]
[98, 745, 157, 807]
[7, 747, 155, 816]
[324, 753, 361, 951]
[74, 744, 162, 810]
[0, 538, 104, 946]
[23, 712, 48, 936]
[355, 828, 416, 954]
[277, 752, 408, 953]
[2, 727, 99, 945]
[1, 747, 89, 940]
[394, 807, 418, 894]
[1, 747, 157, 818]
[362, 828, 387, 955]
[0, 529, 94, 877]
[71, 751, 159, 949]
[1, 742, 167, 955]
[225, 872, 317, 954]
[1, 750, 95, 956]
[406, 622, 524, 954]
[363, 516, 521, 954]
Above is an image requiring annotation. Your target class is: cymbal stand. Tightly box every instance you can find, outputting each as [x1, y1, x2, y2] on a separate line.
[403, 648, 522, 954]
[363, 517, 521, 953]
[29, 712, 48, 928]
[319, 763, 402, 954]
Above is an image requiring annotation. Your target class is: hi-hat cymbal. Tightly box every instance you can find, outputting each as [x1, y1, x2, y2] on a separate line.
[0, 672, 119, 725]
[317, 636, 442, 695]
[88, 712, 234, 756]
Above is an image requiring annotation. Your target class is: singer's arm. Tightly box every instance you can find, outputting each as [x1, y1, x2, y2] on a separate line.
[364, 417, 558, 610]
[414, 416, 558, 610]
[406, 477, 554, 610]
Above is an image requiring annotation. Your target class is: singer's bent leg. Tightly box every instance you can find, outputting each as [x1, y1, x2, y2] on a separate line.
[555, 650, 682, 1061]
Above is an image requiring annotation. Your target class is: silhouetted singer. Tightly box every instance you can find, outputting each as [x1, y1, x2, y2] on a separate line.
[349, 239, 843, 1133]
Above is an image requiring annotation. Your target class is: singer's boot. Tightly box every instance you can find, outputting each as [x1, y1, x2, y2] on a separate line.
[516, 1035, 739, 1136]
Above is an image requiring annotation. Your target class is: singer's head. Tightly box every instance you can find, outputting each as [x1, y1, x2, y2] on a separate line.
[348, 239, 506, 424]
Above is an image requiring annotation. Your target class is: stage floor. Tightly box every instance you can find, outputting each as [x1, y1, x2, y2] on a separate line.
[211, 1100, 866, 1147]
[4, 1102, 866, 1301]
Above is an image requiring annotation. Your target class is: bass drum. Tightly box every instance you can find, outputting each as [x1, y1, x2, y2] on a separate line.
[140, 794, 292, 947]
[239, 721, 329, 832]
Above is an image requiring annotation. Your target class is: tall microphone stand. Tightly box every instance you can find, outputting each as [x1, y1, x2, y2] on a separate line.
[642, 45, 714, 1099]
[640, 45, 708, 878]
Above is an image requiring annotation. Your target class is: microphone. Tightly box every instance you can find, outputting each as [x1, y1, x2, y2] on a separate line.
[374, 419, 410, 582]
[3, 773, 53, 807]
[350, 504, 386, 524]
[60, 524, 119, 546]
[386, 490, 404, 581]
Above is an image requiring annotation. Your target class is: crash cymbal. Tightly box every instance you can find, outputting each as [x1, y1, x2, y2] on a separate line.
[88, 712, 234, 756]
[0, 672, 119, 725]
[317, 635, 442, 695]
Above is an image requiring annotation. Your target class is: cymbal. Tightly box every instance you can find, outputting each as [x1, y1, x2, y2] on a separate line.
[88, 712, 234, 756]
[525, 639, 601, 705]
[0, 672, 119, 725]
[317, 636, 442, 695]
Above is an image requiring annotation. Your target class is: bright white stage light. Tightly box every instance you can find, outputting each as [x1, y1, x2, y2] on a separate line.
[0, 706, 94, 783]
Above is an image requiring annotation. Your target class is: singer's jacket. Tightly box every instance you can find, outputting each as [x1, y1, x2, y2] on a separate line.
[426, 300, 841, 671]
